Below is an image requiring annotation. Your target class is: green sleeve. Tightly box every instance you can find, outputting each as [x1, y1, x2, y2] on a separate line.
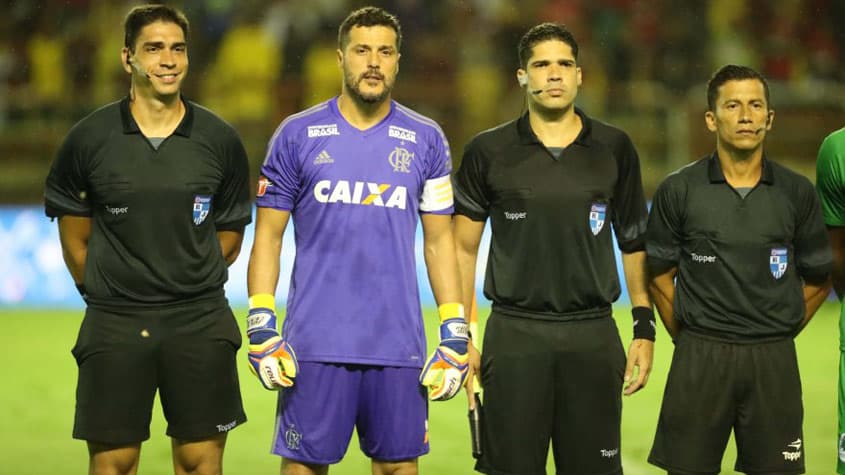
[816, 128, 845, 226]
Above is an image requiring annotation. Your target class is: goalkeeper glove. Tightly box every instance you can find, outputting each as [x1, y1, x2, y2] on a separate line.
[420, 303, 469, 401]
[246, 295, 299, 390]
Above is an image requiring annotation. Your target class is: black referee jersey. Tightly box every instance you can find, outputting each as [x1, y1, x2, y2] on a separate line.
[647, 153, 832, 339]
[454, 108, 648, 320]
[45, 97, 252, 308]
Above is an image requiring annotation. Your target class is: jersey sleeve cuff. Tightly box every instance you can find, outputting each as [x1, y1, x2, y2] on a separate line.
[798, 263, 833, 283]
[647, 256, 678, 276]
[215, 216, 251, 231]
[454, 205, 487, 222]
[44, 203, 91, 219]
[255, 196, 294, 212]
[617, 235, 646, 253]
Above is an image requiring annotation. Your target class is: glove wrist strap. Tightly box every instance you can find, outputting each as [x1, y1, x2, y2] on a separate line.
[437, 303, 468, 342]
[249, 293, 276, 312]
[438, 302, 465, 322]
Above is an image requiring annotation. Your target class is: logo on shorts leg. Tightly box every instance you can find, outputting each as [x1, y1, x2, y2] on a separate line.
[216, 420, 237, 432]
[285, 425, 302, 451]
[600, 448, 619, 458]
[782, 438, 802, 461]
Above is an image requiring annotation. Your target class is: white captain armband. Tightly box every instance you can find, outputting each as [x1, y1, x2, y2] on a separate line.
[419, 175, 454, 212]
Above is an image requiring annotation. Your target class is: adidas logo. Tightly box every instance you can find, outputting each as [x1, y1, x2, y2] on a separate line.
[313, 150, 334, 165]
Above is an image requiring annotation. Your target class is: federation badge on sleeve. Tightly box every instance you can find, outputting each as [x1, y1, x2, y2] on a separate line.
[589, 203, 607, 235]
[193, 195, 212, 225]
[256, 175, 272, 197]
[769, 247, 788, 279]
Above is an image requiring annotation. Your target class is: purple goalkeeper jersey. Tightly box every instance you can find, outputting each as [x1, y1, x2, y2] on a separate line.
[256, 98, 454, 368]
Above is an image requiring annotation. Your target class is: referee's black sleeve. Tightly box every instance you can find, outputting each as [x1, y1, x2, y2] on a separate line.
[794, 178, 833, 281]
[453, 139, 489, 222]
[213, 125, 252, 231]
[44, 123, 91, 218]
[610, 131, 648, 253]
[646, 175, 684, 276]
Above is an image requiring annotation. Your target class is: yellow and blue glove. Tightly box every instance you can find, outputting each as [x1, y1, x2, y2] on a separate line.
[420, 303, 469, 401]
[246, 294, 299, 390]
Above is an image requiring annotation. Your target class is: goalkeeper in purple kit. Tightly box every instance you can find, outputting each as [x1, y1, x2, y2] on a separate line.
[244, 6, 469, 475]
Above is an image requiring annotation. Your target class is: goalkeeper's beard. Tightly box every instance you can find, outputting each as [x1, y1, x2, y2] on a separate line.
[344, 69, 393, 105]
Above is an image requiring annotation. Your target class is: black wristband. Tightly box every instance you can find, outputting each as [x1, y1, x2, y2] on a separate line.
[632, 306, 656, 341]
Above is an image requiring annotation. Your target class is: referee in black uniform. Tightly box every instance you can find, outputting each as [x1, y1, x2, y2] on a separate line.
[44, 5, 251, 474]
[647, 65, 832, 475]
[454, 23, 655, 475]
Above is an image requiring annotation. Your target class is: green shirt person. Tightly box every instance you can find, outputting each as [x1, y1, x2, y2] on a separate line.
[816, 126, 845, 474]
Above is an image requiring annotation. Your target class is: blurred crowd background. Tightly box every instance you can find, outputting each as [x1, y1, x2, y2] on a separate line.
[2, 0, 845, 204]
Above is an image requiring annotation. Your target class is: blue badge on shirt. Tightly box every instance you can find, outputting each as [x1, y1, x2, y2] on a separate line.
[770, 247, 788, 279]
[193, 195, 212, 225]
[589, 203, 607, 236]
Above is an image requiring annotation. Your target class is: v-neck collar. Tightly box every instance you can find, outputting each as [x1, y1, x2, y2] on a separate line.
[330, 96, 395, 137]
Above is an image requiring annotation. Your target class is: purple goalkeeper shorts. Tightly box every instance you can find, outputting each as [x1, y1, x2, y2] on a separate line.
[271, 362, 429, 464]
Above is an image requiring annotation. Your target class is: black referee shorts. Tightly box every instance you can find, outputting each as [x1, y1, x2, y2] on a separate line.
[649, 331, 805, 474]
[71, 296, 246, 445]
[475, 311, 626, 475]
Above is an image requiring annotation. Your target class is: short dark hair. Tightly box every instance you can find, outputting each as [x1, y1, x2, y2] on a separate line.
[124, 4, 190, 51]
[518, 23, 578, 69]
[337, 6, 402, 52]
[706, 64, 771, 111]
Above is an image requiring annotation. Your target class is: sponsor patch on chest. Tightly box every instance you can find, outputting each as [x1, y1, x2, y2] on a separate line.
[307, 124, 339, 137]
[388, 125, 417, 143]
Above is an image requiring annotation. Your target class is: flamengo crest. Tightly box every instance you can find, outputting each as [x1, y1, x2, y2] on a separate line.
[389, 147, 414, 173]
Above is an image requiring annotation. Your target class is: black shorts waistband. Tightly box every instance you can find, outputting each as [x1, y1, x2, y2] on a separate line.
[86, 289, 228, 315]
[491, 303, 612, 322]
[680, 327, 793, 345]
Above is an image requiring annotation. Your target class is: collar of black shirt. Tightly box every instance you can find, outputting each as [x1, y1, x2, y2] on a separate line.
[516, 106, 592, 146]
[120, 96, 194, 137]
[707, 152, 774, 185]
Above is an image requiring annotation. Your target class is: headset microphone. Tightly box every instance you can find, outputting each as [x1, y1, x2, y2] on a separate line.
[127, 57, 151, 79]
[518, 75, 544, 94]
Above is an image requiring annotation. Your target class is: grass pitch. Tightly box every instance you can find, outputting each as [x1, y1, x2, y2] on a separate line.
[0, 304, 839, 474]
